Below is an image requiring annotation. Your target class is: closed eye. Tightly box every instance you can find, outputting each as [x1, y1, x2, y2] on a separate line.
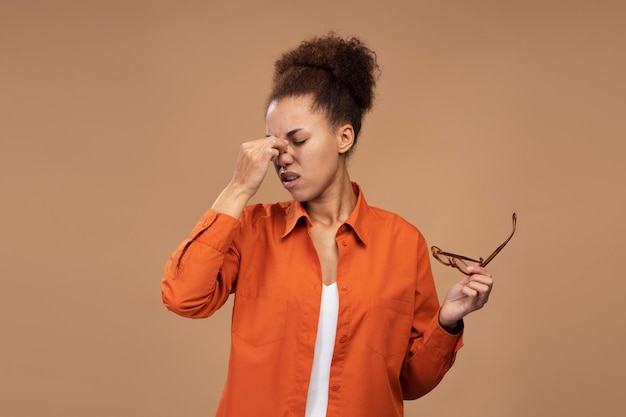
[292, 139, 307, 146]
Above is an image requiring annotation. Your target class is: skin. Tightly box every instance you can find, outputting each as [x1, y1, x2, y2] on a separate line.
[211, 94, 493, 331]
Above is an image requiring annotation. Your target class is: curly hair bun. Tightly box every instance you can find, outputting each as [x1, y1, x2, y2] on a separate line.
[268, 32, 380, 141]
[274, 33, 378, 113]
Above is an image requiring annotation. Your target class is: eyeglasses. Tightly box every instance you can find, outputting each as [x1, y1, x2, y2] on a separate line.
[431, 213, 517, 275]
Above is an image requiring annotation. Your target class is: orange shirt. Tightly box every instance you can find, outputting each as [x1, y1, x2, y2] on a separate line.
[162, 183, 463, 417]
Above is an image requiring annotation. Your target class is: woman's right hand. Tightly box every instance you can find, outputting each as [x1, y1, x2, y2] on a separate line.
[231, 136, 288, 198]
[211, 136, 288, 218]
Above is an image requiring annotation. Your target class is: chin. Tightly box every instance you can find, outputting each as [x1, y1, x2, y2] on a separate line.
[286, 190, 309, 203]
[285, 186, 318, 203]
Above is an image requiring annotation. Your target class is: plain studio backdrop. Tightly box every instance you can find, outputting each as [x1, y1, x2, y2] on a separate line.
[1, 1, 625, 416]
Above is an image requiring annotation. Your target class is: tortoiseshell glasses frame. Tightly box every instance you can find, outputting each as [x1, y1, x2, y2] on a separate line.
[431, 213, 517, 275]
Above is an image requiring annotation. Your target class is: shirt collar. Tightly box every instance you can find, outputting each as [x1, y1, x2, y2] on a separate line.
[282, 182, 370, 245]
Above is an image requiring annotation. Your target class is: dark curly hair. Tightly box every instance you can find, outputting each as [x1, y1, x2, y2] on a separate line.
[267, 33, 380, 154]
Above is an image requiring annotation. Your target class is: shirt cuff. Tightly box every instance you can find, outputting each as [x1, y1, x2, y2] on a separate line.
[426, 314, 464, 356]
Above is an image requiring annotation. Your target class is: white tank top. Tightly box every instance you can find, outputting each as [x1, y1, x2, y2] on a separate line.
[305, 282, 339, 417]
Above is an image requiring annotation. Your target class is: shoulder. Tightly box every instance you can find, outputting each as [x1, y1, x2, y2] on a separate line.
[367, 205, 425, 240]
[368, 205, 419, 230]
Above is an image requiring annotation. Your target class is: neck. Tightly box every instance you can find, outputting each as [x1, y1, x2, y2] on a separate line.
[303, 176, 357, 227]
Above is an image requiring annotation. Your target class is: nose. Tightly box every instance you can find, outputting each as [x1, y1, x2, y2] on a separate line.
[276, 145, 293, 167]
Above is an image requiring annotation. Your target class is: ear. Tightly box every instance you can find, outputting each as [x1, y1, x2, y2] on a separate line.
[336, 124, 355, 154]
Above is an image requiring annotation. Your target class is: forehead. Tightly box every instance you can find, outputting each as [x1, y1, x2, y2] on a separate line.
[265, 95, 328, 135]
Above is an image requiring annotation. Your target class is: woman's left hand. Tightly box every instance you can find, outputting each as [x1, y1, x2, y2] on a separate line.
[438, 264, 494, 331]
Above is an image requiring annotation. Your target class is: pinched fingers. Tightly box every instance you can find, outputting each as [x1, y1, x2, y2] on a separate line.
[266, 136, 289, 155]
[259, 135, 289, 163]
[241, 136, 287, 162]
[233, 136, 289, 196]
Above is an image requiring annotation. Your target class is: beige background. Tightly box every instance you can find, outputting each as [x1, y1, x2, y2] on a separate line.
[1, 0, 625, 416]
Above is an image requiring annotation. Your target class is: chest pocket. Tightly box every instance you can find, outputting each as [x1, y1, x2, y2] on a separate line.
[232, 286, 289, 346]
[366, 298, 413, 358]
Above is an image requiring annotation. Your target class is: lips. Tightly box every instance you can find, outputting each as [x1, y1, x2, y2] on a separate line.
[278, 169, 300, 189]
[280, 171, 300, 182]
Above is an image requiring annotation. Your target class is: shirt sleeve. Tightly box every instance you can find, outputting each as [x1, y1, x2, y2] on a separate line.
[161, 209, 241, 318]
[400, 232, 464, 400]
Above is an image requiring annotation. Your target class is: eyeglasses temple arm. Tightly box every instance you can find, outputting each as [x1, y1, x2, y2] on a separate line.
[480, 213, 517, 267]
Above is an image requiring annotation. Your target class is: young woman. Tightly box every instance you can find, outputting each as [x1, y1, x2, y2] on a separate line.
[161, 33, 493, 417]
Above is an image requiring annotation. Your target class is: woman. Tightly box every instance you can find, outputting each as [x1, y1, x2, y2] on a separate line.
[161, 33, 493, 417]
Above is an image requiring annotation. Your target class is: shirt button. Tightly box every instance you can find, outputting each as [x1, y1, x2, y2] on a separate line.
[331, 384, 341, 392]
[341, 286, 348, 292]
[339, 335, 348, 343]
[203, 221, 209, 227]
[341, 240, 348, 246]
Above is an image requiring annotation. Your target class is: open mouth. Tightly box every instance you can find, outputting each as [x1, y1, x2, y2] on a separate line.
[279, 168, 300, 182]
[281, 173, 299, 182]
[280, 174, 300, 182]
[279, 169, 300, 187]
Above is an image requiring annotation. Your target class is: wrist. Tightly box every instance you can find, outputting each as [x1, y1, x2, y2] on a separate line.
[211, 183, 253, 219]
[226, 180, 256, 201]
[438, 311, 463, 334]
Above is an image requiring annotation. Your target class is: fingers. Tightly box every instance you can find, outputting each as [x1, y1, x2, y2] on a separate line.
[462, 264, 494, 305]
[242, 136, 289, 167]
[466, 264, 492, 278]
[242, 136, 287, 162]
[231, 136, 289, 196]
[440, 264, 495, 324]
[265, 136, 289, 160]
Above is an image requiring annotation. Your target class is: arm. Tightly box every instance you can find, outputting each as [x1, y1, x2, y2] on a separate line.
[161, 136, 288, 318]
[400, 233, 464, 400]
[400, 239, 495, 399]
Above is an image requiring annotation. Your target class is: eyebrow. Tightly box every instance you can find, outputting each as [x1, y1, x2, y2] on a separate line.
[266, 128, 303, 138]
[286, 128, 303, 137]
